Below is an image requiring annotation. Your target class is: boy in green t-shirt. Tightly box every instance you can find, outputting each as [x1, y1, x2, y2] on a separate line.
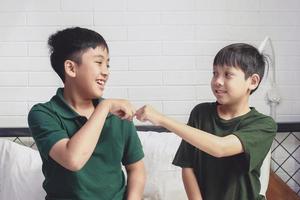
[135, 43, 277, 200]
[28, 27, 145, 200]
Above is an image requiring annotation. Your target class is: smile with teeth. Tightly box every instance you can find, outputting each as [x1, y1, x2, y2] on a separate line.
[96, 80, 105, 87]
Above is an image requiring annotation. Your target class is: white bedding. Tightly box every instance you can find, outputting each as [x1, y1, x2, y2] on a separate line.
[0, 131, 186, 200]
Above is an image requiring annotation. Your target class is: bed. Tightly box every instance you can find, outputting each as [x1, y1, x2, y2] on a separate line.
[1, 124, 299, 200]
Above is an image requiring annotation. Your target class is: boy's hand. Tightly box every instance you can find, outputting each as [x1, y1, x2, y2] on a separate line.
[102, 99, 136, 121]
[135, 105, 163, 126]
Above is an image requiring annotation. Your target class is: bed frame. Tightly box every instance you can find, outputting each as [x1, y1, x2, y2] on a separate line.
[0, 122, 300, 197]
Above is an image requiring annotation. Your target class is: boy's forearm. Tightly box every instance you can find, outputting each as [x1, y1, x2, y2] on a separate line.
[159, 115, 243, 157]
[126, 161, 146, 200]
[50, 101, 110, 171]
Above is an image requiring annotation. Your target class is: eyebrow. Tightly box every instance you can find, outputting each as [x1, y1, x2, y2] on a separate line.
[93, 55, 110, 61]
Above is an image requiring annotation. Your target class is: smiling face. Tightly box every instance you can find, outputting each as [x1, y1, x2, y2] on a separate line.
[69, 46, 110, 99]
[211, 65, 256, 106]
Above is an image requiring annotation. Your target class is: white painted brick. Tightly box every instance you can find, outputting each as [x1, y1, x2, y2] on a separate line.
[94, 12, 161, 26]
[163, 41, 227, 56]
[0, 102, 27, 115]
[28, 72, 62, 86]
[94, 26, 127, 41]
[164, 70, 210, 85]
[94, 12, 125, 26]
[161, 11, 229, 25]
[0, 72, 28, 86]
[129, 56, 196, 71]
[94, 0, 126, 11]
[0, 0, 60, 11]
[273, 41, 300, 56]
[102, 87, 128, 99]
[0, 27, 59, 42]
[163, 101, 197, 115]
[226, 0, 260, 11]
[108, 56, 128, 71]
[125, 13, 161, 25]
[277, 101, 296, 115]
[27, 87, 58, 102]
[109, 41, 162, 56]
[277, 71, 300, 85]
[61, 0, 94, 11]
[259, 12, 300, 26]
[0, 13, 26, 26]
[195, 26, 230, 41]
[128, 25, 194, 41]
[27, 12, 93, 26]
[277, 56, 300, 70]
[28, 43, 48, 57]
[195, 0, 227, 10]
[128, 0, 194, 11]
[278, 86, 300, 100]
[196, 0, 260, 11]
[277, 115, 300, 122]
[228, 11, 261, 26]
[0, 116, 27, 127]
[195, 56, 214, 70]
[0, 43, 27, 57]
[227, 26, 263, 41]
[108, 71, 163, 86]
[195, 86, 215, 100]
[128, 86, 196, 101]
[261, 27, 300, 41]
[0, 57, 50, 72]
[0, 87, 28, 101]
[261, 0, 300, 10]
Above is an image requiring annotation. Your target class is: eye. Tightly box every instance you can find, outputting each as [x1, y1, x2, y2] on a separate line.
[225, 72, 233, 78]
[212, 71, 218, 77]
[96, 61, 102, 65]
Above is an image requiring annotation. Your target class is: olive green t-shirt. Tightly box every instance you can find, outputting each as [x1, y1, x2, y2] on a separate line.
[28, 88, 144, 200]
[172, 102, 277, 200]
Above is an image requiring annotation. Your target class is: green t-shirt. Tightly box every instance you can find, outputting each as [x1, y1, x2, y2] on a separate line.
[172, 102, 277, 200]
[28, 88, 144, 200]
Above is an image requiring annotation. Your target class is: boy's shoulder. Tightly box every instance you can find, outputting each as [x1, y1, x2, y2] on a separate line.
[191, 102, 215, 113]
[29, 97, 57, 115]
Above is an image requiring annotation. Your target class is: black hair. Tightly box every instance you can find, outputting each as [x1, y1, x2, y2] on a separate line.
[48, 27, 109, 82]
[213, 43, 267, 94]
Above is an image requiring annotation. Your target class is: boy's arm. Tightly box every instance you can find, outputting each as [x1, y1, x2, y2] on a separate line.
[49, 99, 135, 171]
[136, 105, 243, 158]
[182, 168, 202, 200]
[125, 160, 146, 200]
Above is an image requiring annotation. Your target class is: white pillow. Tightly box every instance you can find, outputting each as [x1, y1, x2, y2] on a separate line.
[138, 131, 187, 200]
[0, 139, 46, 200]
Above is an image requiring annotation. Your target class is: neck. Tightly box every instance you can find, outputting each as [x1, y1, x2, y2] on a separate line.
[217, 101, 250, 120]
[63, 84, 94, 112]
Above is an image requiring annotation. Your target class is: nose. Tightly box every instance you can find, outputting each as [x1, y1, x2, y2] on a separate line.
[213, 76, 224, 86]
[101, 65, 110, 78]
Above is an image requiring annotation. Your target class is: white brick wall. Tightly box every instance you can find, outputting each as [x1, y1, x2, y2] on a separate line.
[0, 0, 300, 127]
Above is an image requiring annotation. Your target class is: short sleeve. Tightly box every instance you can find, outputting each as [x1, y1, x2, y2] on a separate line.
[122, 122, 144, 165]
[28, 106, 68, 160]
[172, 107, 198, 168]
[233, 116, 277, 171]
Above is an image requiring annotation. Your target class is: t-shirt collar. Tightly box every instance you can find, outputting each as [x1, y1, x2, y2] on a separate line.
[51, 87, 102, 119]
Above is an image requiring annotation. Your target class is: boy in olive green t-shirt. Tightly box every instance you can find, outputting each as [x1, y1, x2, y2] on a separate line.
[135, 43, 277, 200]
[28, 27, 145, 200]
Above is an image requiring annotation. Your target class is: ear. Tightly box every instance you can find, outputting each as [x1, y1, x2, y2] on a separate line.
[249, 73, 260, 91]
[64, 60, 77, 78]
